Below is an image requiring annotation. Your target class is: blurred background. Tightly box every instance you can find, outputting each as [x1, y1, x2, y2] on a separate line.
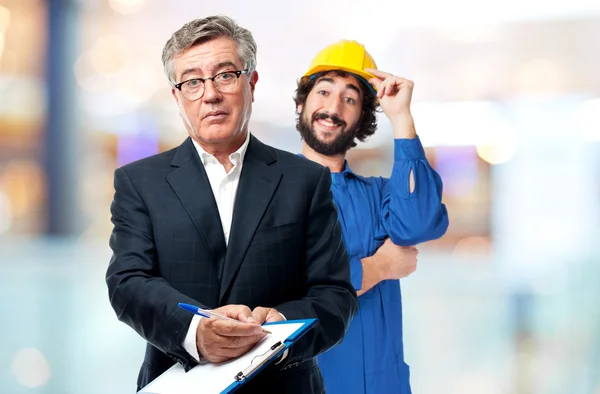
[1, 0, 599, 393]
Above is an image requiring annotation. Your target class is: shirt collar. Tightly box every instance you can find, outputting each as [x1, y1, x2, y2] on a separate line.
[297, 153, 356, 178]
[192, 132, 251, 167]
[339, 160, 355, 177]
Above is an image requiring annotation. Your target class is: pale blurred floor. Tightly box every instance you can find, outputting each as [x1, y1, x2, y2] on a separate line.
[1, 238, 144, 394]
[1, 238, 598, 394]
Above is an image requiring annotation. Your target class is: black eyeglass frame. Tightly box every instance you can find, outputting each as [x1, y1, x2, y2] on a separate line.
[173, 69, 249, 94]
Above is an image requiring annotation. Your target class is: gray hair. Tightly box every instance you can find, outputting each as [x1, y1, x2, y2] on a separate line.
[161, 15, 257, 85]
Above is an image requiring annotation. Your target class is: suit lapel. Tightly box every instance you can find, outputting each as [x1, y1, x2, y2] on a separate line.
[166, 138, 227, 280]
[219, 136, 281, 302]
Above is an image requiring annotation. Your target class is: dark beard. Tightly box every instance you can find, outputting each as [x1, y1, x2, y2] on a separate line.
[297, 109, 356, 156]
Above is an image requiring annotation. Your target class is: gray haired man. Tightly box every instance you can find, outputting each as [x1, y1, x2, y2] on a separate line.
[106, 15, 358, 393]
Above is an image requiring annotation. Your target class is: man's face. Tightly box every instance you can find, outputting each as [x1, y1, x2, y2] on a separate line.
[297, 73, 364, 156]
[171, 37, 258, 147]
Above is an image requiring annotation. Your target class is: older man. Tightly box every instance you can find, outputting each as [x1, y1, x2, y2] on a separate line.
[106, 16, 358, 394]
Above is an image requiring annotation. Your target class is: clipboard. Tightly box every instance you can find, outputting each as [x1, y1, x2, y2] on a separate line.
[223, 318, 316, 392]
[138, 318, 317, 394]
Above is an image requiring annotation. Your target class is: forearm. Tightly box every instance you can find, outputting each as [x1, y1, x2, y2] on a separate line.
[356, 255, 384, 296]
[106, 259, 200, 365]
[391, 113, 417, 140]
[390, 114, 417, 192]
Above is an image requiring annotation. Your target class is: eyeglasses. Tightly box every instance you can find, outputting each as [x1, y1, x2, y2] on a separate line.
[173, 69, 249, 101]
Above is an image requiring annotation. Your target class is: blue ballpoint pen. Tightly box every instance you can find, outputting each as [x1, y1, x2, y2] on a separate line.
[178, 303, 272, 334]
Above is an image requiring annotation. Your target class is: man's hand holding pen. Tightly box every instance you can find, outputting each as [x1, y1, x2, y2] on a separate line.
[195, 304, 268, 363]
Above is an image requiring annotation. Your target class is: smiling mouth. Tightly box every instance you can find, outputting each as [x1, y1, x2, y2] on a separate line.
[314, 118, 341, 130]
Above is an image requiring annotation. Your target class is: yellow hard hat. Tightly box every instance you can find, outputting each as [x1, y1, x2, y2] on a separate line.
[303, 40, 378, 92]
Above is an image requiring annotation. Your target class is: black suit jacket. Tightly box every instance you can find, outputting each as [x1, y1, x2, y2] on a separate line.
[106, 135, 358, 393]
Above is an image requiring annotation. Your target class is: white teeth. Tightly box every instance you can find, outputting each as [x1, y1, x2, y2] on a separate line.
[318, 119, 337, 127]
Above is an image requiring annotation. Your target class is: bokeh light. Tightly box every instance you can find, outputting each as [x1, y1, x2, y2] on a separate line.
[108, 0, 145, 15]
[10, 348, 51, 388]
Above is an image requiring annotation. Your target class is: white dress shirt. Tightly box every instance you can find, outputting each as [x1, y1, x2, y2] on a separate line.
[182, 132, 250, 362]
[181, 133, 287, 364]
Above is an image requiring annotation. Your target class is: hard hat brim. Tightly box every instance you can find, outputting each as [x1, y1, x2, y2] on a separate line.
[303, 65, 377, 93]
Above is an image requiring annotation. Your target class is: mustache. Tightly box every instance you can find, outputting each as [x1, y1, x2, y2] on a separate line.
[312, 112, 346, 129]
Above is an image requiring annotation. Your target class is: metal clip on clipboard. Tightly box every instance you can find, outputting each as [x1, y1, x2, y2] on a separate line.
[234, 341, 286, 382]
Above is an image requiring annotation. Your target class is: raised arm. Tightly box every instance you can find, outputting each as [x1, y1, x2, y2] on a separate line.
[367, 68, 449, 245]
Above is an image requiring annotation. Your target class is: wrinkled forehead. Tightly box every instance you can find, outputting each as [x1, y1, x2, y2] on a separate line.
[173, 38, 243, 80]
